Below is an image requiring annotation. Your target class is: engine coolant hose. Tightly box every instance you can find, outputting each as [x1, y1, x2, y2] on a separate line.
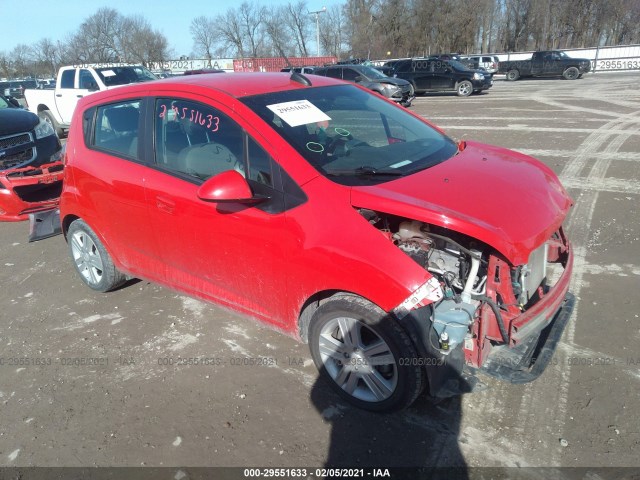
[472, 294, 509, 344]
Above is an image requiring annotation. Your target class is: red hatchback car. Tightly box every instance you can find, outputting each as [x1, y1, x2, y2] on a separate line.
[60, 72, 574, 411]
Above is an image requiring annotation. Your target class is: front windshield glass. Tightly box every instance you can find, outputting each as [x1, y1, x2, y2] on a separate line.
[241, 85, 457, 186]
[95, 66, 157, 87]
[358, 66, 389, 80]
[449, 60, 471, 71]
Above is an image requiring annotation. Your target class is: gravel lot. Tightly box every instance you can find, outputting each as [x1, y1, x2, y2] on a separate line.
[1, 72, 639, 476]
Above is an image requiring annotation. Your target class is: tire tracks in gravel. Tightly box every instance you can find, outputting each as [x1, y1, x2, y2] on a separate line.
[458, 83, 640, 467]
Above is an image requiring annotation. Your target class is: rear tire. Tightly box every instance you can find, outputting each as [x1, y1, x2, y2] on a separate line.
[506, 69, 520, 81]
[67, 219, 126, 292]
[308, 294, 425, 412]
[39, 110, 63, 138]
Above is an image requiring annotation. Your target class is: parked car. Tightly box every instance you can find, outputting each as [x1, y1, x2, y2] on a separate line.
[461, 55, 500, 74]
[312, 64, 414, 106]
[60, 72, 574, 412]
[389, 58, 492, 96]
[24, 64, 157, 137]
[0, 94, 63, 221]
[499, 50, 591, 80]
[0, 79, 37, 99]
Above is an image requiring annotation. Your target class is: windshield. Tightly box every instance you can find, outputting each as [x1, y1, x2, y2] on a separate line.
[94, 66, 157, 87]
[241, 85, 457, 186]
[449, 60, 472, 71]
[357, 66, 390, 80]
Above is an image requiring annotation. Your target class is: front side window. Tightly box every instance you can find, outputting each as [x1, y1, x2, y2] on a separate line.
[93, 100, 141, 158]
[342, 68, 360, 81]
[154, 98, 245, 181]
[241, 85, 457, 186]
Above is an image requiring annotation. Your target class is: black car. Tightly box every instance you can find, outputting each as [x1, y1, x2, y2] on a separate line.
[312, 64, 414, 107]
[388, 58, 493, 97]
[0, 95, 62, 171]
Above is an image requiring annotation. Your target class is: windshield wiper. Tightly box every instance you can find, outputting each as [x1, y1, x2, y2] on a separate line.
[326, 166, 404, 177]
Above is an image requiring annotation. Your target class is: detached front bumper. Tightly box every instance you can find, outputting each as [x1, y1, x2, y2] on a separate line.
[0, 162, 64, 221]
[479, 292, 574, 383]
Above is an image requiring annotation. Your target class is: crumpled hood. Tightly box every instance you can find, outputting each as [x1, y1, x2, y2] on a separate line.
[0, 108, 38, 136]
[350, 140, 572, 265]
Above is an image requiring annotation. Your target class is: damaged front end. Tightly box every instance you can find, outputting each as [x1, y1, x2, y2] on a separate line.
[360, 210, 574, 397]
[0, 161, 64, 222]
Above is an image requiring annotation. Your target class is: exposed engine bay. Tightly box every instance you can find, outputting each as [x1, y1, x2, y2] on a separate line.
[358, 209, 569, 371]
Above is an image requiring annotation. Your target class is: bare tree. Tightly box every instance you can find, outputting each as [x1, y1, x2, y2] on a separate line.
[320, 6, 345, 58]
[286, 1, 311, 57]
[214, 8, 247, 57]
[264, 6, 296, 59]
[239, 2, 266, 57]
[190, 16, 217, 59]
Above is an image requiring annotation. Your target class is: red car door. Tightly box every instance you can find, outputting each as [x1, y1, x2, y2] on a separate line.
[142, 96, 295, 325]
[73, 99, 158, 269]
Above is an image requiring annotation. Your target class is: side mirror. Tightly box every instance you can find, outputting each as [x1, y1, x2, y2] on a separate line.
[197, 170, 264, 204]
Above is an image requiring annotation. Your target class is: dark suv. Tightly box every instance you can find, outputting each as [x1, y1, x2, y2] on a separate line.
[387, 58, 493, 97]
[313, 64, 414, 107]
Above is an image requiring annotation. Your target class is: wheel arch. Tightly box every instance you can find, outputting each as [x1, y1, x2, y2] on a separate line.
[298, 290, 362, 343]
[61, 213, 80, 240]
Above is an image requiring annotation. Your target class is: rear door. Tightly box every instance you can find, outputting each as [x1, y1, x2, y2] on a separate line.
[77, 98, 157, 270]
[55, 68, 81, 124]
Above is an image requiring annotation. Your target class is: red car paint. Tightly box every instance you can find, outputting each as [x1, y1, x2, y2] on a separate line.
[60, 73, 573, 394]
[0, 162, 63, 221]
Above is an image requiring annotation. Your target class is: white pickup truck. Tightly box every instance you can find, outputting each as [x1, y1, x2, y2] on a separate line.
[24, 64, 157, 137]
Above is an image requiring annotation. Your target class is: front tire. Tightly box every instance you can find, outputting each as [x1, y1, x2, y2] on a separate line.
[67, 219, 126, 292]
[308, 295, 425, 412]
[563, 67, 580, 80]
[506, 69, 520, 81]
[456, 80, 473, 97]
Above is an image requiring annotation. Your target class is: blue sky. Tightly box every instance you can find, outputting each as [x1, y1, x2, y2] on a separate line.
[2, 0, 343, 58]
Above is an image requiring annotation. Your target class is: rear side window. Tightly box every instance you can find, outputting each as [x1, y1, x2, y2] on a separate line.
[60, 70, 75, 89]
[93, 100, 141, 158]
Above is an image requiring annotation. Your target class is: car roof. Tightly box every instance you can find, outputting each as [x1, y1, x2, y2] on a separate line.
[86, 72, 347, 101]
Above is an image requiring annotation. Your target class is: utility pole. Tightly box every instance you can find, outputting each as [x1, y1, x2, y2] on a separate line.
[309, 6, 327, 57]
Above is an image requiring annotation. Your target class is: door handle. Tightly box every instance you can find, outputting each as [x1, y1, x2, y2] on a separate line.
[77, 94, 83, 98]
[56, 94, 62, 97]
[156, 196, 175, 214]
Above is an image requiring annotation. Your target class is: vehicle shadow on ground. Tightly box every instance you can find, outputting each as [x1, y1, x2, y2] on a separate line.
[310, 369, 469, 479]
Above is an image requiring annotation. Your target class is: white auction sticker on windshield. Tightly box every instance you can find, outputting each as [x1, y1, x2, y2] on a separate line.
[267, 100, 331, 127]
[101, 70, 116, 77]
